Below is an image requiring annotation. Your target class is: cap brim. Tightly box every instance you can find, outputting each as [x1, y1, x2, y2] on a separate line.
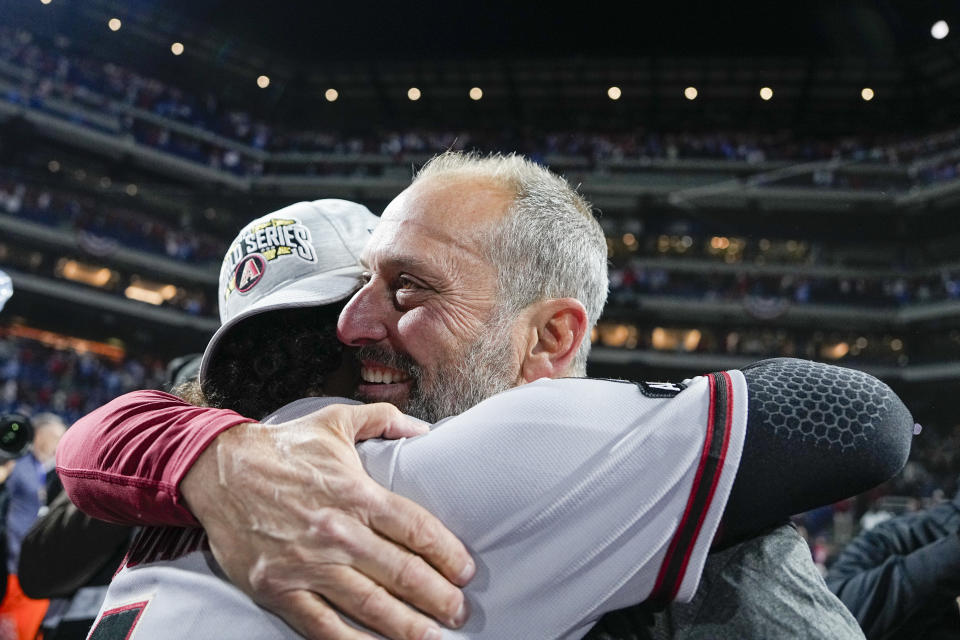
[199, 266, 362, 392]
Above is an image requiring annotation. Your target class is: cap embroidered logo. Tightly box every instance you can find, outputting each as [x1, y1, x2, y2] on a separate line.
[235, 255, 266, 294]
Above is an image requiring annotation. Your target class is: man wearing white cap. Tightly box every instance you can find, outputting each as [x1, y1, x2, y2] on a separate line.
[61, 156, 911, 640]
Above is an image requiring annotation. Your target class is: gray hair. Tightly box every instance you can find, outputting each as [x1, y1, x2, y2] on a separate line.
[413, 151, 608, 376]
[32, 412, 66, 433]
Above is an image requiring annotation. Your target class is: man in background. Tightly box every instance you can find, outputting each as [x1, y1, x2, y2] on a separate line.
[827, 486, 960, 639]
[0, 413, 65, 640]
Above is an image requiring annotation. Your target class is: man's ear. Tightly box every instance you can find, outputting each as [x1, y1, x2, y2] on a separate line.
[519, 298, 588, 382]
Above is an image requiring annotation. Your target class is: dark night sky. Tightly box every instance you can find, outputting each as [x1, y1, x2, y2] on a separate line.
[150, 0, 953, 61]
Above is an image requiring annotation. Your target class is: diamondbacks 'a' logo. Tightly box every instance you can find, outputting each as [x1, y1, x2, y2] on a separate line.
[222, 217, 317, 300]
[235, 255, 266, 293]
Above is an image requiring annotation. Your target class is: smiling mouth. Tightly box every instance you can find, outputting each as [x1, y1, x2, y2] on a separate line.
[360, 363, 412, 385]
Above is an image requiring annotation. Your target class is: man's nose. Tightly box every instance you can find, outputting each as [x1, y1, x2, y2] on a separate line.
[337, 281, 390, 346]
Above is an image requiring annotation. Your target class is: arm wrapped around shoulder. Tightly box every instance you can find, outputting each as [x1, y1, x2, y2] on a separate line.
[719, 358, 914, 545]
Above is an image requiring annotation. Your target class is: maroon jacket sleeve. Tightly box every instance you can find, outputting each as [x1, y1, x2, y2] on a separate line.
[55, 390, 252, 526]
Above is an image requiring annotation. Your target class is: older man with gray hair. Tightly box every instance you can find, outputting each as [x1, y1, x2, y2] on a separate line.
[336, 151, 866, 639]
[59, 152, 881, 640]
[340, 151, 607, 423]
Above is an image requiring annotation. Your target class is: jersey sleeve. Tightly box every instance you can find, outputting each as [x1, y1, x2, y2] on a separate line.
[356, 372, 748, 638]
[56, 390, 252, 526]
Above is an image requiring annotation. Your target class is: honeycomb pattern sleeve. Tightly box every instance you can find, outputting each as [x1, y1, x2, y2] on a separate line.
[719, 358, 914, 544]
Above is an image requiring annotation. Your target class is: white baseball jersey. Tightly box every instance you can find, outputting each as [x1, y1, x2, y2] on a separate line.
[88, 372, 747, 640]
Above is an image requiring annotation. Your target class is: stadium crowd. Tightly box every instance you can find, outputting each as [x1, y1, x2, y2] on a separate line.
[4, 26, 960, 184]
[591, 321, 940, 366]
[0, 173, 224, 265]
[608, 262, 960, 308]
[0, 332, 165, 425]
[5, 163, 959, 320]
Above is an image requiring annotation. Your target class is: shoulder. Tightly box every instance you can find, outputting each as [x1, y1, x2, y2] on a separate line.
[460, 373, 726, 417]
[459, 372, 744, 431]
[263, 396, 361, 424]
[658, 524, 864, 639]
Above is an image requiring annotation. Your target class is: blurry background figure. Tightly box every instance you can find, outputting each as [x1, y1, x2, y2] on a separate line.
[0, 271, 11, 314]
[16, 354, 200, 640]
[162, 354, 202, 395]
[826, 484, 960, 640]
[17, 488, 130, 640]
[0, 414, 64, 640]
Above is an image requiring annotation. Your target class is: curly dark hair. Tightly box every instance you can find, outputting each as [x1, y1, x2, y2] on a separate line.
[201, 305, 345, 420]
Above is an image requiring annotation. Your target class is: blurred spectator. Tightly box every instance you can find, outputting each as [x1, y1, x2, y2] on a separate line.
[0, 413, 65, 640]
[826, 487, 960, 639]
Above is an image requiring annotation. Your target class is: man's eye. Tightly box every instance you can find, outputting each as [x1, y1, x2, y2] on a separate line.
[360, 271, 372, 285]
[397, 275, 420, 291]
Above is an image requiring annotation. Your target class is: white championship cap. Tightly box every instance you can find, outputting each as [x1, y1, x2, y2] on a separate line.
[199, 199, 379, 388]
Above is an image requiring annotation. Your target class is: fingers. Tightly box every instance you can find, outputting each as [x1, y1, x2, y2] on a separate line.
[321, 567, 448, 640]
[332, 513, 468, 627]
[269, 590, 378, 640]
[232, 494, 469, 630]
[367, 487, 475, 588]
[334, 403, 430, 442]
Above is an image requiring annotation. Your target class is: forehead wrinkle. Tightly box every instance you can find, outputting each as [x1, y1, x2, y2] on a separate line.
[372, 246, 485, 291]
[363, 217, 493, 276]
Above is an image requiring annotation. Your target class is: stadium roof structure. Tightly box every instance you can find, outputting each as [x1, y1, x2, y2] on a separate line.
[5, 0, 960, 134]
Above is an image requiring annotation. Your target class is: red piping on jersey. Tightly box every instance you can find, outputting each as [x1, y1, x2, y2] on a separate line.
[668, 371, 734, 599]
[649, 371, 734, 603]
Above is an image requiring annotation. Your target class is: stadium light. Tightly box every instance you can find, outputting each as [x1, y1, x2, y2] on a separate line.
[108, 18, 122, 31]
[861, 87, 875, 101]
[171, 42, 184, 56]
[931, 20, 949, 40]
[125, 280, 179, 305]
[40, 0, 52, 5]
[58, 260, 114, 288]
[408, 87, 421, 101]
[469, 87, 483, 101]
[607, 86, 622, 100]
[759, 86, 773, 101]
[256, 75, 270, 89]
[821, 342, 849, 360]
[325, 88, 339, 102]
[684, 86, 698, 100]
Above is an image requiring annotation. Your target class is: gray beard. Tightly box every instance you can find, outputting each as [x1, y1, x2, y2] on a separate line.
[356, 315, 518, 423]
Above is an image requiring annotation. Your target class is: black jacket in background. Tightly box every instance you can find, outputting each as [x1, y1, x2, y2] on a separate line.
[18, 489, 131, 599]
[826, 491, 960, 640]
